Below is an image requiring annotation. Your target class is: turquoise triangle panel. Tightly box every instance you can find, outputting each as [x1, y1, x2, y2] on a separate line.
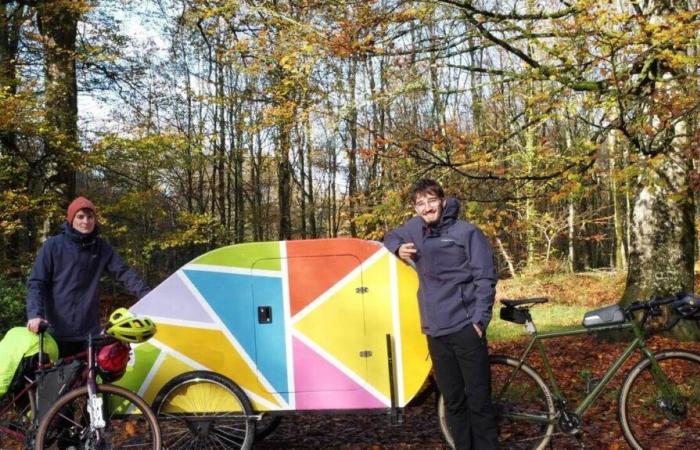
[183, 269, 289, 402]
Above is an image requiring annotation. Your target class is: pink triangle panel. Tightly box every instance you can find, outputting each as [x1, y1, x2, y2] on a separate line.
[293, 336, 385, 410]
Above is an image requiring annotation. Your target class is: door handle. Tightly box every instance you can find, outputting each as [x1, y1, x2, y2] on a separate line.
[258, 306, 272, 324]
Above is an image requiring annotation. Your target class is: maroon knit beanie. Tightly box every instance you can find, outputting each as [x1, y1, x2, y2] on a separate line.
[66, 196, 96, 224]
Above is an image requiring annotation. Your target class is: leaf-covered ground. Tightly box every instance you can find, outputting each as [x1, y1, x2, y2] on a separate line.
[256, 335, 700, 450]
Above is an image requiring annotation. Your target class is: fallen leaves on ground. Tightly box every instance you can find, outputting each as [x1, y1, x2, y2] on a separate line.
[256, 335, 700, 449]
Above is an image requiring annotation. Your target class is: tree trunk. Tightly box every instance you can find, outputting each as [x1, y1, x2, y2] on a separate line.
[277, 125, 292, 240]
[609, 131, 627, 271]
[568, 201, 575, 273]
[305, 110, 316, 238]
[215, 55, 227, 231]
[250, 129, 264, 241]
[346, 57, 358, 237]
[37, 0, 83, 202]
[297, 120, 307, 239]
[0, 3, 25, 156]
[621, 145, 697, 340]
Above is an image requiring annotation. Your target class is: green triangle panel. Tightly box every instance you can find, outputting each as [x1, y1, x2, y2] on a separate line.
[191, 241, 281, 271]
[113, 342, 161, 394]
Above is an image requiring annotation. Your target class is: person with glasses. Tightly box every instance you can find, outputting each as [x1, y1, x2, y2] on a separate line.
[384, 179, 498, 450]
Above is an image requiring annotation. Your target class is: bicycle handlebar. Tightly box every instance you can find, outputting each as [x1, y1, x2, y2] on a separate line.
[625, 295, 678, 315]
[37, 321, 49, 333]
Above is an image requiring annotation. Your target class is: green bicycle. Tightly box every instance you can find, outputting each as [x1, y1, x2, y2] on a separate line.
[438, 294, 700, 449]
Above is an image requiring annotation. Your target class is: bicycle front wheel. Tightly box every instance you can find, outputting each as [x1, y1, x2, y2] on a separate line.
[438, 355, 555, 450]
[619, 350, 700, 449]
[0, 385, 36, 447]
[152, 370, 255, 450]
[34, 383, 161, 449]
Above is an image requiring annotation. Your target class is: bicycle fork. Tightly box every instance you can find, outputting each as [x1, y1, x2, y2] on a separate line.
[643, 349, 687, 418]
[86, 338, 106, 445]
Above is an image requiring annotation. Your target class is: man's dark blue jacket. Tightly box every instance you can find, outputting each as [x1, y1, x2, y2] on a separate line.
[26, 223, 150, 341]
[384, 197, 497, 337]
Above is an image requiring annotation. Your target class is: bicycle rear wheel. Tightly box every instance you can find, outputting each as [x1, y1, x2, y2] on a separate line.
[619, 350, 700, 449]
[438, 355, 555, 450]
[35, 383, 161, 449]
[152, 370, 255, 449]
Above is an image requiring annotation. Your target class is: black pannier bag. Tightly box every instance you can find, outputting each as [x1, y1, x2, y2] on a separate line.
[35, 359, 83, 422]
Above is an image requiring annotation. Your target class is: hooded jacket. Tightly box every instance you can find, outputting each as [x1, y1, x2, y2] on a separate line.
[26, 223, 150, 341]
[384, 197, 497, 337]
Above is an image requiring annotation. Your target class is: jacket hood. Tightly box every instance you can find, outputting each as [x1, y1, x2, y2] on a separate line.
[436, 197, 459, 232]
[441, 197, 460, 223]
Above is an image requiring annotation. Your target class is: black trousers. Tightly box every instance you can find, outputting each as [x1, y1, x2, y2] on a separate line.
[428, 324, 498, 450]
[56, 340, 87, 359]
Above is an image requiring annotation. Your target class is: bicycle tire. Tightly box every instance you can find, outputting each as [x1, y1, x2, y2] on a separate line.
[152, 370, 255, 450]
[438, 355, 555, 450]
[618, 350, 700, 449]
[0, 385, 36, 447]
[34, 383, 161, 449]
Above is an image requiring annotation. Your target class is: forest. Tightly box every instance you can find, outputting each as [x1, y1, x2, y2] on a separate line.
[1, 0, 698, 335]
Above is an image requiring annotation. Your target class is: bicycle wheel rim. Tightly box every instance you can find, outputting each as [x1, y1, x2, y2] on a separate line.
[157, 377, 253, 449]
[620, 352, 700, 449]
[491, 358, 555, 450]
[36, 385, 159, 449]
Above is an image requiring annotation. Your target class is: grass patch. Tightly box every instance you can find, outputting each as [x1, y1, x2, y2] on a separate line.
[488, 303, 590, 342]
[488, 270, 626, 342]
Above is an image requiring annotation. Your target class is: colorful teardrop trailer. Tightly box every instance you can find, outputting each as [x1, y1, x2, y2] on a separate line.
[116, 238, 430, 444]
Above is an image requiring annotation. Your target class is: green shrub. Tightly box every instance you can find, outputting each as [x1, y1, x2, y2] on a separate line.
[0, 276, 26, 337]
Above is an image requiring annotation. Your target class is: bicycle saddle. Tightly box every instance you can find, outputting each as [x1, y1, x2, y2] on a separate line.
[501, 297, 549, 308]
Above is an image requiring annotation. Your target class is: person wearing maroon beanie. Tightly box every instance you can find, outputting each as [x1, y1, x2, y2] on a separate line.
[26, 196, 150, 357]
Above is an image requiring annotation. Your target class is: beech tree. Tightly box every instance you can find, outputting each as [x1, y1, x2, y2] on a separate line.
[423, 0, 699, 335]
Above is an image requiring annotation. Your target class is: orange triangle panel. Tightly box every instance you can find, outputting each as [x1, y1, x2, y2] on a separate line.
[287, 239, 380, 316]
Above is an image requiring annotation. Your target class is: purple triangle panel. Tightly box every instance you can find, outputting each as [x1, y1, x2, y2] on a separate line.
[130, 271, 214, 324]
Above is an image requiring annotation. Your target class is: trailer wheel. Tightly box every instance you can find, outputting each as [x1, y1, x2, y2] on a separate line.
[153, 370, 255, 449]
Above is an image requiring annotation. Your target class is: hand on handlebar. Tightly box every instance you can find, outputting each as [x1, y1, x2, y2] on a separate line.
[27, 318, 49, 334]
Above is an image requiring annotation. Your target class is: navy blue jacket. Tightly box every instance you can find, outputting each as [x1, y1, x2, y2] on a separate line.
[26, 223, 150, 341]
[384, 198, 497, 337]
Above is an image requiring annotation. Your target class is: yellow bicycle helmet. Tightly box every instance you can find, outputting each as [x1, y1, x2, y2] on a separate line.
[106, 308, 157, 343]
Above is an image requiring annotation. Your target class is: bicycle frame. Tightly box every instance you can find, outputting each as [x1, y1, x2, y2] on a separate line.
[499, 316, 674, 424]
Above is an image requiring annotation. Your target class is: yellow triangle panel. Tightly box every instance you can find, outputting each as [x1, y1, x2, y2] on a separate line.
[141, 353, 196, 405]
[396, 259, 431, 403]
[294, 270, 368, 385]
[155, 323, 280, 408]
[359, 253, 395, 398]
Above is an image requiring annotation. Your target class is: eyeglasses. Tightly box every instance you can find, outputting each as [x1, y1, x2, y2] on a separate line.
[414, 197, 441, 211]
